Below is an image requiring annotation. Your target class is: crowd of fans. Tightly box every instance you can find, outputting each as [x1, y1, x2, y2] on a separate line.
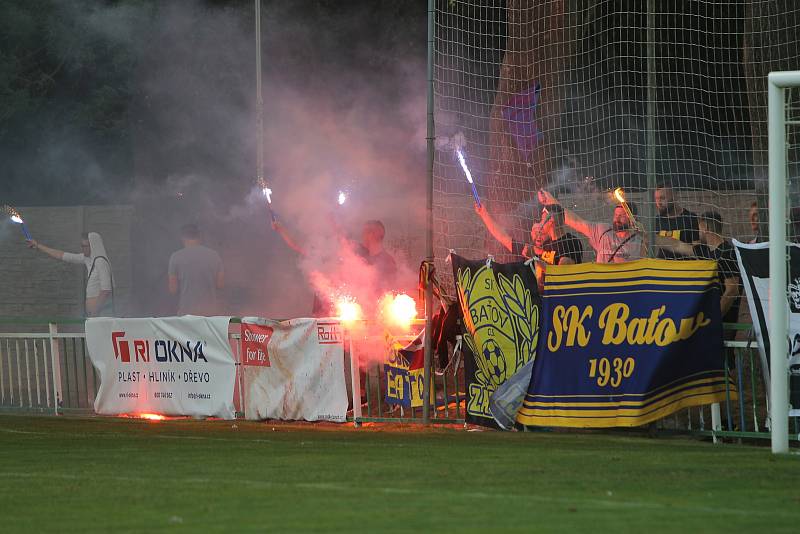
[473, 181, 760, 324]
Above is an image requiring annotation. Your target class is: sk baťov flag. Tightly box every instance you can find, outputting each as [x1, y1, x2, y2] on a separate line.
[517, 259, 733, 428]
[452, 254, 541, 428]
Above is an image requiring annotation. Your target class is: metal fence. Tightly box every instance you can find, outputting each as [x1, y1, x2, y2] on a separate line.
[0, 318, 793, 443]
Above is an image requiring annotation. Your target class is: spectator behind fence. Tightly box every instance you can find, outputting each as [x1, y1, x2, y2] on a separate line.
[475, 202, 582, 290]
[654, 211, 741, 326]
[654, 180, 699, 259]
[538, 189, 644, 263]
[27, 232, 114, 317]
[168, 224, 224, 316]
[749, 201, 763, 244]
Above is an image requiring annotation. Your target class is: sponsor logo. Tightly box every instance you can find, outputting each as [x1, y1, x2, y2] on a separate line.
[317, 322, 343, 345]
[242, 324, 273, 367]
[111, 331, 207, 364]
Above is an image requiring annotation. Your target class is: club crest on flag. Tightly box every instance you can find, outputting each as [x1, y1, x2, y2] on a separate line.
[452, 255, 540, 426]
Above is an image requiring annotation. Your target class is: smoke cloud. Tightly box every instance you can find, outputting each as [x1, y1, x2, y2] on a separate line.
[2, 0, 427, 328]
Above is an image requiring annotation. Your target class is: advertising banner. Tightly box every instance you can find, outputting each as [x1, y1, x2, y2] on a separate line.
[243, 318, 348, 422]
[85, 316, 236, 419]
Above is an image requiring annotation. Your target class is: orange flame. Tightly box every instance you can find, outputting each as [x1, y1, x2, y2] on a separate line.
[379, 293, 418, 331]
[612, 187, 642, 230]
[336, 296, 363, 324]
[138, 413, 166, 421]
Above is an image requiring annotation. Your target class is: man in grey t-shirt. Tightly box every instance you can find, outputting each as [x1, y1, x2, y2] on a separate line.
[538, 190, 644, 263]
[168, 224, 224, 316]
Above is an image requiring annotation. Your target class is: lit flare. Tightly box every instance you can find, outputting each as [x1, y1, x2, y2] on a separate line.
[613, 187, 641, 231]
[3, 205, 32, 240]
[138, 413, 166, 421]
[337, 190, 347, 205]
[379, 293, 418, 331]
[456, 148, 481, 207]
[257, 178, 276, 222]
[336, 295, 363, 324]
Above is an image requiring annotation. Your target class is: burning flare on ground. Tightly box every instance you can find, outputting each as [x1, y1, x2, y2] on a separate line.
[137, 413, 166, 421]
[379, 293, 418, 331]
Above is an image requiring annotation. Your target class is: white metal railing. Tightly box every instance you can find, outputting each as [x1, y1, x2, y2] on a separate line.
[0, 322, 771, 440]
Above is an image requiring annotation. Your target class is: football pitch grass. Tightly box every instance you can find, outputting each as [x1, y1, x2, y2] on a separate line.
[0, 415, 798, 532]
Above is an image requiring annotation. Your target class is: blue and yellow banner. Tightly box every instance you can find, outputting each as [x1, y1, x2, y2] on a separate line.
[517, 258, 734, 428]
[384, 332, 428, 409]
[452, 255, 541, 427]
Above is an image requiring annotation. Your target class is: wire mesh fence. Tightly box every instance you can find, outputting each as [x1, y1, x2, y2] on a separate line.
[433, 1, 800, 289]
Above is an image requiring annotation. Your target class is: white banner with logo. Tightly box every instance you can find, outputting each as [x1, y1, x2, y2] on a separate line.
[242, 317, 348, 422]
[86, 316, 236, 419]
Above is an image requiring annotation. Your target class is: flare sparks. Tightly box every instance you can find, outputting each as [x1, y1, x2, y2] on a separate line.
[3, 205, 31, 240]
[456, 148, 481, 207]
[613, 187, 641, 231]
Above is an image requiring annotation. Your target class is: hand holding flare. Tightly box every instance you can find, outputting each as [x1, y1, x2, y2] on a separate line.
[613, 187, 643, 231]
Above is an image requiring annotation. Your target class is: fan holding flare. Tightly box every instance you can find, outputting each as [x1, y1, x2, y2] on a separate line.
[538, 189, 645, 264]
[27, 231, 115, 316]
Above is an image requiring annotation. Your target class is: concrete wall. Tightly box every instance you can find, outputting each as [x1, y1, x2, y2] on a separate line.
[0, 206, 132, 319]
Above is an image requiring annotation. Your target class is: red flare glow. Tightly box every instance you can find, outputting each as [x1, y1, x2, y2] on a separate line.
[336, 296, 363, 324]
[379, 293, 418, 331]
[138, 413, 166, 421]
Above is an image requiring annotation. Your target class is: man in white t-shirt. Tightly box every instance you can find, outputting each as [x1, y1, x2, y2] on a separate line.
[28, 232, 114, 316]
[538, 190, 645, 263]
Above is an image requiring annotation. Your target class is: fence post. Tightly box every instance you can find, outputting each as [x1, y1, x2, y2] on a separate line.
[711, 403, 722, 444]
[348, 331, 362, 427]
[48, 323, 63, 415]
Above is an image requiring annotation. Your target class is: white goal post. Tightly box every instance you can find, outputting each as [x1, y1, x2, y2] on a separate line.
[767, 71, 800, 454]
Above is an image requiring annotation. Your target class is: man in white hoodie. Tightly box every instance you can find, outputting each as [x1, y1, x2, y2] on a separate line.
[28, 232, 114, 317]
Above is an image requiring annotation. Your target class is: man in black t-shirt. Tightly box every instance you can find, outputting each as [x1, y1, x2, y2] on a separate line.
[475, 204, 583, 265]
[537, 204, 584, 266]
[475, 203, 583, 290]
[654, 182, 699, 259]
[654, 211, 741, 325]
[691, 213, 741, 325]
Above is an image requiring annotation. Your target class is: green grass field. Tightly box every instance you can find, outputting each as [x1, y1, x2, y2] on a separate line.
[0, 415, 798, 532]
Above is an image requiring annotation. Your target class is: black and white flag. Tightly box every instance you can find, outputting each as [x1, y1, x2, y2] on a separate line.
[733, 240, 800, 416]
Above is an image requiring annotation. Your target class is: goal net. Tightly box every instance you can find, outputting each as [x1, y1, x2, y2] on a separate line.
[433, 0, 800, 283]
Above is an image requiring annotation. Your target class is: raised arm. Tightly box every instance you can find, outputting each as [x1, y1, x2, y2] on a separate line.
[27, 240, 68, 261]
[653, 235, 694, 256]
[272, 221, 306, 256]
[474, 203, 513, 253]
[537, 190, 593, 238]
